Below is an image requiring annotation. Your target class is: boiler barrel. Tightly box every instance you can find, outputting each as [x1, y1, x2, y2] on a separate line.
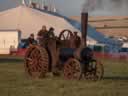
[59, 48, 76, 63]
[59, 47, 93, 64]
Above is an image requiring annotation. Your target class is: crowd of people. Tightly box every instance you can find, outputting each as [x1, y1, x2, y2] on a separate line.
[27, 25, 81, 48]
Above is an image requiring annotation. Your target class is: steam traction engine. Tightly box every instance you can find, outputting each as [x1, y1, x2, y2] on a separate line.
[24, 13, 104, 80]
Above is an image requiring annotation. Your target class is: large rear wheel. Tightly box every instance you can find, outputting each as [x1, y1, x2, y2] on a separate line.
[24, 45, 49, 78]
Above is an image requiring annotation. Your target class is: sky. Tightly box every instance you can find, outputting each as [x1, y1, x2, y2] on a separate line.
[0, 0, 128, 16]
[0, 0, 84, 16]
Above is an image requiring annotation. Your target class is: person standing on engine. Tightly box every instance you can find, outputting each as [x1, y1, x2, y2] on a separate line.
[27, 33, 36, 46]
[47, 27, 55, 38]
[37, 25, 48, 46]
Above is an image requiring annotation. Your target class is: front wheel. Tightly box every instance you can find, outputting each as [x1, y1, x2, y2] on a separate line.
[63, 58, 81, 80]
[84, 60, 104, 80]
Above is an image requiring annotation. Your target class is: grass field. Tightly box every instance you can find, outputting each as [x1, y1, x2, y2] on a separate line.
[0, 57, 128, 96]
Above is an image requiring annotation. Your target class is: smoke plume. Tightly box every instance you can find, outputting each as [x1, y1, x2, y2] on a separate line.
[82, 0, 96, 12]
[83, 0, 128, 15]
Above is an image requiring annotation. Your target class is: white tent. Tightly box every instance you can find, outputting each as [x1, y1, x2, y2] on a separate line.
[0, 5, 97, 46]
[0, 30, 20, 54]
[0, 5, 80, 38]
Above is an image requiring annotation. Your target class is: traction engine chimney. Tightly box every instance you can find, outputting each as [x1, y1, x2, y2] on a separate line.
[81, 12, 88, 47]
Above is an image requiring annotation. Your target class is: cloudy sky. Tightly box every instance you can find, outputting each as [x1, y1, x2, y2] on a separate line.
[0, 0, 128, 16]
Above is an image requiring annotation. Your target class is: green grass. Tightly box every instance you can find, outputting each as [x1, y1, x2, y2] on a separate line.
[0, 58, 128, 96]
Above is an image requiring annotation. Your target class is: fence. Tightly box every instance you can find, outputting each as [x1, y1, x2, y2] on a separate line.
[94, 52, 128, 61]
[16, 49, 27, 56]
[15, 48, 128, 61]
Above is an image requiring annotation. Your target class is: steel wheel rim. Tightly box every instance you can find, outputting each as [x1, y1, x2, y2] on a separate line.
[64, 58, 81, 80]
[25, 45, 49, 78]
[84, 60, 104, 80]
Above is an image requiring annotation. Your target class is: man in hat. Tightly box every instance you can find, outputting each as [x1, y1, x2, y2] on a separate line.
[28, 33, 37, 46]
[37, 25, 48, 47]
[47, 27, 55, 38]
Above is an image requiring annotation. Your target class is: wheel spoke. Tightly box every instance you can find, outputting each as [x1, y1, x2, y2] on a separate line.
[26, 58, 32, 61]
[62, 34, 65, 40]
[66, 32, 70, 39]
